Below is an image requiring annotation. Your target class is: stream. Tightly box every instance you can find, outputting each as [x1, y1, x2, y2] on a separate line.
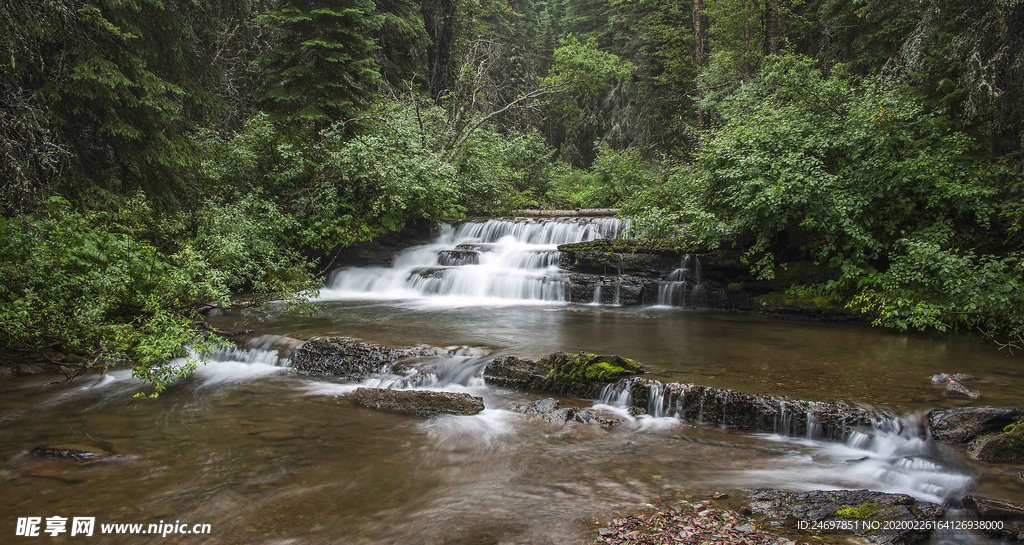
[2, 217, 1022, 544]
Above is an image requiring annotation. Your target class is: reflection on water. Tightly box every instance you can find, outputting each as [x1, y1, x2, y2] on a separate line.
[1, 303, 1021, 544]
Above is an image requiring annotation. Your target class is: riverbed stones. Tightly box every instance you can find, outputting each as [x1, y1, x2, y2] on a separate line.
[484, 352, 648, 398]
[353, 387, 484, 417]
[927, 406, 1021, 443]
[292, 338, 418, 379]
[30, 444, 115, 462]
[967, 423, 1024, 462]
[930, 373, 977, 384]
[943, 379, 981, 399]
[746, 489, 945, 545]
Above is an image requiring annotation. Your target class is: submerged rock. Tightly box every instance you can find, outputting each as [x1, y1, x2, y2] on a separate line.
[968, 422, 1024, 461]
[510, 397, 627, 428]
[944, 379, 981, 399]
[747, 489, 944, 544]
[484, 352, 648, 398]
[291, 337, 423, 379]
[928, 406, 1020, 443]
[931, 373, 977, 384]
[31, 444, 115, 462]
[509, 397, 560, 415]
[353, 387, 484, 417]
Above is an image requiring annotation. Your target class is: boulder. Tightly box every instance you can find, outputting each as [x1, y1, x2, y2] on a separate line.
[565, 273, 654, 305]
[746, 489, 945, 545]
[510, 397, 560, 415]
[968, 423, 1024, 462]
[931, 373, 977, 384]
[353, 388, 484, 417]
[484, 352, 647, 398]
[510, 398, 626, 428]
[557, 239, 684, 278]
[962, 495, 1024, 521]
[291, 338, 420, 379]
[928, 406, 1021, 443]
[944, 379, 981, 399]
[31, 444, 115, 462]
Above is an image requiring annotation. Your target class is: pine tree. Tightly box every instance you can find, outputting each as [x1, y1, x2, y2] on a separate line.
[256, 0, 383, 128]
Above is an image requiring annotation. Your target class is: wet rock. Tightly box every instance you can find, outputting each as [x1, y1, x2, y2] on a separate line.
[747, 489, 944, 544]
[510, 397, 560, 415]
[557, 239, 684, 278]
[962, 495, 1024, 521]
[541, 407, 576, 425]
[572, 408, 625, 428]
[436, 250, 479, 266]
[352, 387, 484, 417]
[292, 337, 421, 379]
[31, 444, 115, 462]
[982, 525, 1024, 542]
[931, 373, 977, 384]
[944, 379, 981, 399]
[484, 352, 647, 398]
[927, 406, 1020, 443]
[623, 378, 873, 438]
[968, 423, 1024, 461]
[0, 365, 13, 379]
[566, 273, 654, 305]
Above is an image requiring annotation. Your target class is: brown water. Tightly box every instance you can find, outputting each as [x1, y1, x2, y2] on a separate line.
[2, 302, 1022, 544]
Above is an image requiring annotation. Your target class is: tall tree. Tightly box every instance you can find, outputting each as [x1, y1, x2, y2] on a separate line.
[255, 0, 383, 128]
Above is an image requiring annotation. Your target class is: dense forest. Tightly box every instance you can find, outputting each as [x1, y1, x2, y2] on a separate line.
[1, 0, 1022, 393]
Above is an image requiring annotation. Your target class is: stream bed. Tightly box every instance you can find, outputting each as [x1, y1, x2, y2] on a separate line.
[2, 218, 1022, 544]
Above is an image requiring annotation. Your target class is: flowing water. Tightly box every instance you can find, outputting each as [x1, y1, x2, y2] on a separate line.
[2, 218, 1022, 544]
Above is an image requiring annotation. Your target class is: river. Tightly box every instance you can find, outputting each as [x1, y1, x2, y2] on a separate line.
[1, 218, 1021, 544]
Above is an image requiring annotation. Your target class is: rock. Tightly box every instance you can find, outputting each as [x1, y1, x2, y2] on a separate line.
[510, 398, 560, 415]
[944, 379, 981, 399]
[1019, 470, 1024, 483]
[566, 273, 655, 305]
[557, 239, 685, 278]
[928, 406, 1021, 443]
[747, 489, 945, 545]
[982, 525, 1024, 541]
[931, 373, 977, 384]
[962, 495, 1024, 521]
[484, 352, 647, 398]
[436, 250, 479, 266]
[541, 407, 576, 425]
[0, 365, 13, 379]
[292, 337, 419, 379]
[352, 387, 484, 417]
[623, 378, 872, 438]
[572, 408, 624, 428]
[968, 423, 1024, 461]
[31, 444, 115, 462]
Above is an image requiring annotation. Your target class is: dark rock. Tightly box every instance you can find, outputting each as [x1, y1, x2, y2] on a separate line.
[1019, 470, 1024, 483]
[944, 379, 981, 400]
[928, 406, 1020, 443]
[454, 243, 499, 253]
[31, 444, 115, 462]
[541, 408, 576, 425]
[557, 239, 685, 278]
[982, 524, 1024, 541]
[16, 363, 47, 375]
[292, 338, 420, 379]
[747, 489, 945, 545]
[968, 423, 1024, 461]
[565, 273, 655, 305]
[0, 366, 13, 379]
[484, 352, 647, 398]
[353, 388, 484, 417]
[436, 250, 480, 266]
[931, 373, 977, 384]
[623, 378, 872, 438]
[962, 495, 1024, 521]
[510, 398, 559, 415]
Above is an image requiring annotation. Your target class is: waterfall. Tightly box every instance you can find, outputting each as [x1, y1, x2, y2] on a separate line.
[656, 254, 703, 307]
[319, 217, 624, 305]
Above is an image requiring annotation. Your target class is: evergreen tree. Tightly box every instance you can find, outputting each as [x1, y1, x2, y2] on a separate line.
[255, 0, 383, 128]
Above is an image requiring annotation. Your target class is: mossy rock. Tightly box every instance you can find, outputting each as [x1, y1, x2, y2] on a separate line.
[837, 502, 884, 520]
[556, 238, 703, 255]
[542, 352, 648, 398]
[968, 423, 1024, 462]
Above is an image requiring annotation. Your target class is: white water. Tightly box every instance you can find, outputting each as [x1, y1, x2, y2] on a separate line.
[656, 254, 703, 307]
[318, 218, 624, 304]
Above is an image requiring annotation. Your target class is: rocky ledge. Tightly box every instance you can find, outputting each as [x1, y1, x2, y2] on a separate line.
[510, 397, 635, 427]
[963, 495, 1024, 541]
[927, 406, 1020, 443]
[291, 337, 467, 379]
[353, 387, 484, 417]
[483, 352, 648, 398]
[747, 489, 945, 545]
[557, 239, 688, 278]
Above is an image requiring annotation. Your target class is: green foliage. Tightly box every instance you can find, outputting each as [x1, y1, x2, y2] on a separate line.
[662, 54, 1024, 337]
[0, 195, 317, 396]
[255, 0, 383, 128]
[546, 144, 659, 208]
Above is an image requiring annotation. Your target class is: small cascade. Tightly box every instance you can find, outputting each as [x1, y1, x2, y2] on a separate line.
[320, 217, 624, 305]
[656, 254, 703, 307]
[598, 378, 635, 407]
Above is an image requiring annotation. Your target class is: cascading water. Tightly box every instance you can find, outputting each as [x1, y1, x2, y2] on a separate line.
[656, 254, 702, 307]
[319, 217, 625, 304]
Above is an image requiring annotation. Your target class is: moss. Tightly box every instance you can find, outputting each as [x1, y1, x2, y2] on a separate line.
[557, 238, 700, 256]
[836, 502, 882, 520]
[542, 351, 647, 396]
[756, 285, 847, 311]
[1003, 422, 1023, 434]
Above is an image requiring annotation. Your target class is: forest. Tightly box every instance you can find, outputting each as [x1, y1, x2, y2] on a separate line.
[1, 0, 1023, 392]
